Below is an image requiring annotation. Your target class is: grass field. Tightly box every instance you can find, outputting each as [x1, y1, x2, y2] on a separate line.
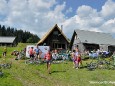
[0, 43, 115, 86]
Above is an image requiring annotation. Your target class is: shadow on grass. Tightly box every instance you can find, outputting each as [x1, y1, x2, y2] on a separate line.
[80, 66, 87, 69]
[51, 70, 66, 74]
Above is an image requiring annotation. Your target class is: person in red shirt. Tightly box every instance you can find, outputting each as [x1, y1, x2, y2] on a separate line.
[29, 47, 34, 60]
[44, 50, 52, 74]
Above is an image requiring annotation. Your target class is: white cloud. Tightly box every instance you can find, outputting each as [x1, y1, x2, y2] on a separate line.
[100, 0, 115, 19]
[0, 0, 115, 39]
[77, 5, 98, 18]
[0, 0, 66, 38]
[0, 0, 7, 14]
[61, 5, 103, 38]
[100, 18, 115, 33]
[62, 0, 115, 38]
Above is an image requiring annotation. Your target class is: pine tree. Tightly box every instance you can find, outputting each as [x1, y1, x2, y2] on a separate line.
[0, 24, 40, 43]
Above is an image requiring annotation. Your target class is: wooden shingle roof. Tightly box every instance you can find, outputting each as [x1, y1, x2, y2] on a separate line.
[38, 24, 70, 44]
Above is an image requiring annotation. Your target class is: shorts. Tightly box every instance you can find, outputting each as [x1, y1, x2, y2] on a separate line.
[77, 57, 81, 63]
[30, 54, 34, 58]
[46, 60, 52, 64]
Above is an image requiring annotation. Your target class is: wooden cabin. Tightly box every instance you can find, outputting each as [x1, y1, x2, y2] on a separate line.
[70, 29, 115, 52]
[0, 36, 17, 46]
[37, 24, 70, 50]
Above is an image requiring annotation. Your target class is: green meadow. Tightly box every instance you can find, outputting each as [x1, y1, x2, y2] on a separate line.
[0, 43, 115, 86]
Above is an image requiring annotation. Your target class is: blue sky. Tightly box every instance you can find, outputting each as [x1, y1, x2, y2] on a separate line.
[0, 0, 115, 39]
[57, 0, 107, 17]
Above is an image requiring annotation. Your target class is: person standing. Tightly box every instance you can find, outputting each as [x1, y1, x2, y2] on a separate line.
[34, 46, 41, 60]
[52, 49, 58, 60]
[75, 48, 83, 69]
[76, 53, 82, 69]
[71, 50, 76, 68]
[44, 50, 52, 74]
[29, 47, 34, 60]
[3, 46, 7, 57]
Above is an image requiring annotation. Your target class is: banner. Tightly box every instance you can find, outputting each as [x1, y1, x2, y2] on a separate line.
[26, 45, 50, 58]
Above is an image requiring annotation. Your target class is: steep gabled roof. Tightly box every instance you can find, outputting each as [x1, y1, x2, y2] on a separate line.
[38, 24, 70, 44]
[74, 29, 115, 45]
[0, 36, 16, 43]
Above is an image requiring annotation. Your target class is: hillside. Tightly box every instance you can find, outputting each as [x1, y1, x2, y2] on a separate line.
[0, 43, 115, 86]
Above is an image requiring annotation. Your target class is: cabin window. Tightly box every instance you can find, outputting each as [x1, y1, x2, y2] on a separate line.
[53, 31, 58, 35]
[52, 43, 65, 49]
